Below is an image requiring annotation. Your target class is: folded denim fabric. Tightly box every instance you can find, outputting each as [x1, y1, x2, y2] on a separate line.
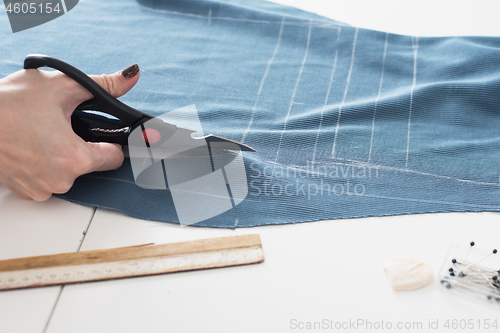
[1, 0, 500, 228]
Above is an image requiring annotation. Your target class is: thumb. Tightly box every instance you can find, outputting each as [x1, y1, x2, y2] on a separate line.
[84, 142, 125, 173]
[89, 63, 140, 98]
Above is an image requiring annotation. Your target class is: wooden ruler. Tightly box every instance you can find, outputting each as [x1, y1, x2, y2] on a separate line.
[0, 234, 264, 291]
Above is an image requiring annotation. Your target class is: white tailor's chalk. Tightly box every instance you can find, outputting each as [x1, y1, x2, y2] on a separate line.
[383, 256, 433, 291]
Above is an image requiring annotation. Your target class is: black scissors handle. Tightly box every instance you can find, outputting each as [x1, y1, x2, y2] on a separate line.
[23, 54, 155, 144]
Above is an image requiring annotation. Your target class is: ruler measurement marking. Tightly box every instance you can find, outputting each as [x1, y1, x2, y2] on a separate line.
[0, 235, 264, 291]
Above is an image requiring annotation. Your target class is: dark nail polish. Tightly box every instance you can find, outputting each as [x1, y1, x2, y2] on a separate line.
[121, 64, 139, 79]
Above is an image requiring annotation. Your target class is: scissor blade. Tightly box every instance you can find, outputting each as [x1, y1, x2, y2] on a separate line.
[124, 145, 239, 159]
[203, 135, 256, 152]
[125, 126, 256, 159]
[145, 120, 256, 152]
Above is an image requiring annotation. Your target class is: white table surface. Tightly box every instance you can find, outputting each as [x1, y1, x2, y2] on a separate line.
[2, 1, 500, 332]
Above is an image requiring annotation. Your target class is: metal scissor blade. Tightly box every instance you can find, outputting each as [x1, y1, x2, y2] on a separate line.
[143, 120, 256, 152]
[203, 135, 256, 152]
[124, 145, 241, 159]
[125, 126, 256, 159]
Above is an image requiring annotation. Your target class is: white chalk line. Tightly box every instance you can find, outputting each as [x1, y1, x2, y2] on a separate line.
[368, 32, 389, 163]
[405, 36, 419, 169]
[138, 4, 343, 29]
[331, 27, 358, 158]
[241, 17, 285, 144]
[312, 50, 338, 164]
[273, 20, 312, 166]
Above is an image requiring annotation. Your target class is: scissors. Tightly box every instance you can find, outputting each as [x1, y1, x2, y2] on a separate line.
[23, 55, 256, 156]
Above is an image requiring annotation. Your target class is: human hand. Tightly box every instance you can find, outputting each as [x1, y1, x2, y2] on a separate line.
[0, 63, 140, 201]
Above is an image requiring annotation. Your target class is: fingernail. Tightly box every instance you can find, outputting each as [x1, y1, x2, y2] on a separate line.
[121, 64, 139, 79]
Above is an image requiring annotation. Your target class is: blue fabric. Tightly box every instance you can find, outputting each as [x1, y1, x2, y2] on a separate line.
[2, 0, 500, 228]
